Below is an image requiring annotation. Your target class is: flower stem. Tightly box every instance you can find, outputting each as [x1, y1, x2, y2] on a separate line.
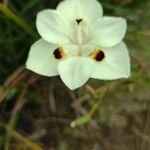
[70, 87, 107, 128]
[5, 125, 43, 150]
[4, 89, 26, 150]
[0, 3, 38, 40]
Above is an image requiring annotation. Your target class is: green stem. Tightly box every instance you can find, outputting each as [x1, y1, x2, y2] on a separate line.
[71, 87, 107, 128]
[0, 3, 38, 39]
[4, 89, 26, 150]
[4, 113, 18, 150]
[5, 125, 43, 150]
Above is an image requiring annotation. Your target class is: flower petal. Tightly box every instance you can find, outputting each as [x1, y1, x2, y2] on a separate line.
[90, 16, 127, 47]
[80, 44, 95, 56]
[26, 39, 59, 76]
[71, 20, 89, 45]
[91, 42, 130, 80]
[36, 9, 71, 44]
[64, 44, 79, 56]
[57, 0, 103, 25]
[58, 57, 93, 90]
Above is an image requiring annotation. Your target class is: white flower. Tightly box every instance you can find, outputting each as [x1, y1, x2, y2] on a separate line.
[26, 0, 130, 90]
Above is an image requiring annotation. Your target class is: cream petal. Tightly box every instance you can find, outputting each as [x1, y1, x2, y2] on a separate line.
[71, 20, 89, 45]
[80, 44, 95, 56]
[90, 16, 127, 47]
[64, 44, 79, 57]
[58, 57, 93, 90]
[36, 9, 71, 45]
[91, 42, 130, 80]
[26, 39, 59, 76]
[57, 0, 103, 25]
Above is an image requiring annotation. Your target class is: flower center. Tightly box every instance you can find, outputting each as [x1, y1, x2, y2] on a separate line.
[76, 19, 83, 25]
[53, 47, 64, 59]
[71, 19, 88, 45]
[89, 48, 105, 61]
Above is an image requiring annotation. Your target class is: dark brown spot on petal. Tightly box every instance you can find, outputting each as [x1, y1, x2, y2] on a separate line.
[53, 47, 64, 59]
[89, 48, 105, 62]
[76, 19, 83, 24]
[95, 51, 105, 61]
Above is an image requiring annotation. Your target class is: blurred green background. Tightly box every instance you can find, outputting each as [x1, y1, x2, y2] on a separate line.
[0, 0, 150, 150]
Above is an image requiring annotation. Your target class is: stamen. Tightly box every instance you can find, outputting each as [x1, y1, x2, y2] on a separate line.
[53, 47, 64, 59]
[89, 48, 105, 61]
[76, 19, 83, 24]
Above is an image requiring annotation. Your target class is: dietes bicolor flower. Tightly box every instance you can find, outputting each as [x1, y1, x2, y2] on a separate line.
[26, 0, 130, 90]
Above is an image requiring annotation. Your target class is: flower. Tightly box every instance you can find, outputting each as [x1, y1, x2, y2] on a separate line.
[26, 0, 130, 90]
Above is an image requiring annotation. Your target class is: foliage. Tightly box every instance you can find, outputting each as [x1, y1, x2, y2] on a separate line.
[0, 0, 150, 149]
